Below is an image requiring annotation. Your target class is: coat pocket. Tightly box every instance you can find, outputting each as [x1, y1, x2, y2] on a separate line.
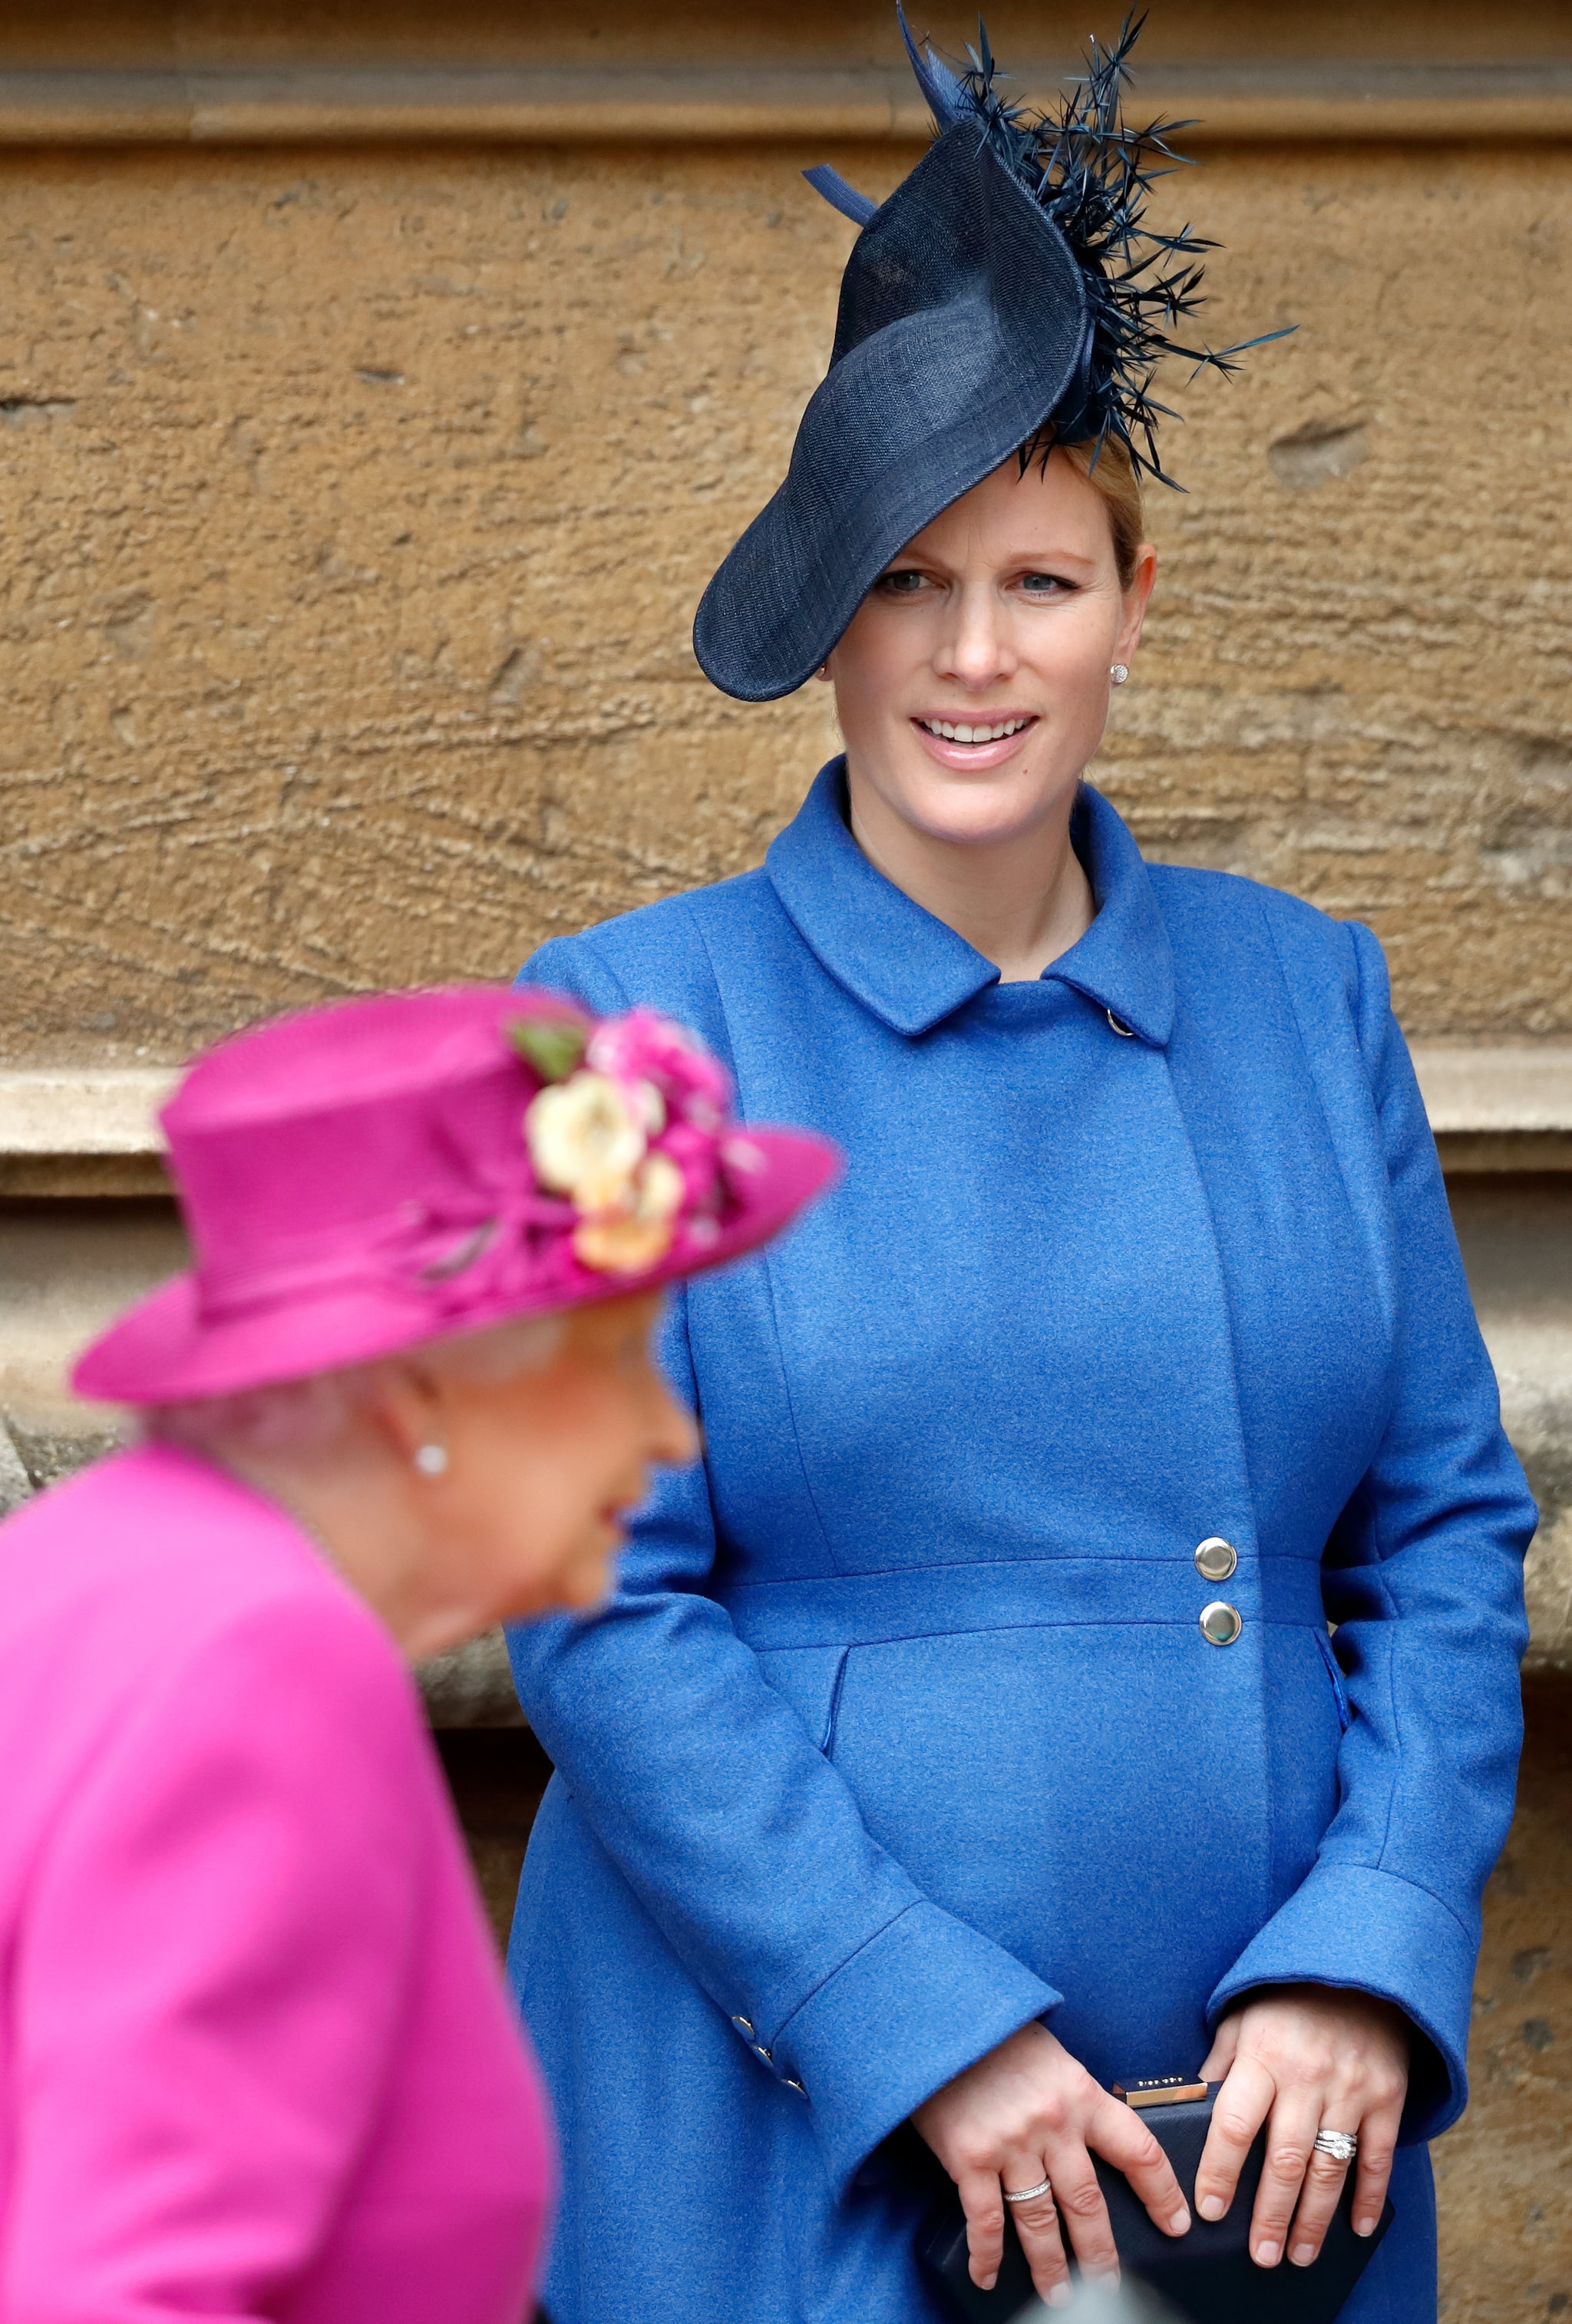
[753, 1641, 850, 1754]
[1315, 1626, 1353, 1734]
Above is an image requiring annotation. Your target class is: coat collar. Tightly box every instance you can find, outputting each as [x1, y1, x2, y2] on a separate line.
[765, 759, 1174, 1045]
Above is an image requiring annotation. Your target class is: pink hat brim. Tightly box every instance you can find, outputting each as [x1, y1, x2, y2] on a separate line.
[72, 1129, 838, 1407]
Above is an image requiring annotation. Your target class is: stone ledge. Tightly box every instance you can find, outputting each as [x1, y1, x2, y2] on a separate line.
[1416, 1047, 1572, 1176]
[0, 1069, 176, 1152]
[0, 1064, 175, 1189]
[1432, 1134, 1572, 1177]
[1411, 1046, 1572, 1137]
[5, 1050, 1571, 1193]
[0, 1070, 175, 1196]
[0, 62, 1570, 146]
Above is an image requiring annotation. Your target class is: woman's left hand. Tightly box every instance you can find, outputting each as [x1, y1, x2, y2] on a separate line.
[1194, 1985, 1410, 2270]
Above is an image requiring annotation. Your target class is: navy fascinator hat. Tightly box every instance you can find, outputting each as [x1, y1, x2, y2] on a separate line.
[693, 7, 1290, 703]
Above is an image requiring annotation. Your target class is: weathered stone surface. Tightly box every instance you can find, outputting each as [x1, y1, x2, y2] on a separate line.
[8, 1, 1571, 89]
[1451, 1182, 1572, 1670]
[415, 1625, 526, 1727]
[0, 138, 837, 1066]
[1435, 1678, 1572, 2319]
[0, 1417, 31, 1516]
[0, 1198, 184, 1445]
[1503, 1374, 1572, 1674]
[0, 131, 1568, 1063]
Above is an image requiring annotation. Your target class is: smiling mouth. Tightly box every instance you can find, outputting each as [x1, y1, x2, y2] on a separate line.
[915, 715, 1035, 745]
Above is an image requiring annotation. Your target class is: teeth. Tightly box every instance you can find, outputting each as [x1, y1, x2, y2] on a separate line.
[923, 717, 1029, 743]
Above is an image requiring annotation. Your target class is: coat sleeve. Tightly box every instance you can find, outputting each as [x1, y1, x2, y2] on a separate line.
[1207, 917, 1535, 2143]
[507, 937, 1060, 2196]
[7, 1592, 424, 2321]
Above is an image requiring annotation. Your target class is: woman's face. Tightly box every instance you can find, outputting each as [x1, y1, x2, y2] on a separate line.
[409, 1291, 697, 1623]
[825, 451, 1156, 852]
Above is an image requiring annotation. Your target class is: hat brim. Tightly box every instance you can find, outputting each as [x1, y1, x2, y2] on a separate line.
[693, 124, 1088, 703]
[71, 1128, 839, 1407]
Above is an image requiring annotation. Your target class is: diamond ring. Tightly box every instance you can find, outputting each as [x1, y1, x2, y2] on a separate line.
[1313, 2129, 1359, 2165]
[1002, 2176, 1054, 2205]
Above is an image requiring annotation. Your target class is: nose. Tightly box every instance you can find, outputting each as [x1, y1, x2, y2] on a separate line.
[934, 577, 1017, 693]
[648, 1377, 701, 1470]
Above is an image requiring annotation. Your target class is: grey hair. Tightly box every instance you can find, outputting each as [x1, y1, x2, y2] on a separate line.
[144, 1311, 566, 1460]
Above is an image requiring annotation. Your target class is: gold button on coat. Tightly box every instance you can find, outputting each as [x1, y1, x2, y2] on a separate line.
[1200, 1601, 1243, 1646]
[1194, 1536, 1238, 1582]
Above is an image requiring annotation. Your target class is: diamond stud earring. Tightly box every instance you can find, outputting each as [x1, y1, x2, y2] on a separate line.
[414, 1443, 449, 1478]
[1109, 663, 1130, 686]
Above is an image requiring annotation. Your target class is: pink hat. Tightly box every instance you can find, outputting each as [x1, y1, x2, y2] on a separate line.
[73, 985, 840, 1406]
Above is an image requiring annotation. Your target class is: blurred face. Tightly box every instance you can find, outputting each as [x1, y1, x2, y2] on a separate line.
[401, 1291, 697, 1622]
[825, 451, 1155, 853]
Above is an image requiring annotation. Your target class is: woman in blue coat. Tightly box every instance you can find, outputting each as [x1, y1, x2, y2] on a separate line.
[506, 16, 1534, 2322]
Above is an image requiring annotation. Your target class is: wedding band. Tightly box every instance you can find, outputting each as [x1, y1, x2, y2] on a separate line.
[1313, 2129, 1359, 2164]
[1002, 2177, 1054, 2204]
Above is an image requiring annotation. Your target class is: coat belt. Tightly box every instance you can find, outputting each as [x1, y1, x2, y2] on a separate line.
[718, 1555, 1328, 1653]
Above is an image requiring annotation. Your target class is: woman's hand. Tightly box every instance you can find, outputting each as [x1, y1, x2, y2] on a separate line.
[912, 2022, 1191, 2307]
[1196, 1986, 1410, 2269]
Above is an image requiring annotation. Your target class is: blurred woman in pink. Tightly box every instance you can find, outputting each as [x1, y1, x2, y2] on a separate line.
[0, 984, 834, 2324]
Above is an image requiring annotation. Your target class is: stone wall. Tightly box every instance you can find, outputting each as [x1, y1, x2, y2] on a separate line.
[1, 18, 1570, 1059]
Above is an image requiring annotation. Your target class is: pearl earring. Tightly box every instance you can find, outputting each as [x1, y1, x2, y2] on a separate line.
[414, 1443, 448, 1478]
[1109, 663, 1129, 686]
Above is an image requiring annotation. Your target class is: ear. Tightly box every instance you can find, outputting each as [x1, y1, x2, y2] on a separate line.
[359, 1354, 447, 1468]
[1114, 543, 1158, 667]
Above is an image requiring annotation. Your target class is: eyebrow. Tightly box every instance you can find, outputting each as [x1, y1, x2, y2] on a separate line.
[881, 547, 1101, 572]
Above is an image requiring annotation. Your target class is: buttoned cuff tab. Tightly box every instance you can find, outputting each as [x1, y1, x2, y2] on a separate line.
[768, 1899, 1062, 2197]
[727, 2012, 809, 2092]
[1207, 1861, 1475, 2144]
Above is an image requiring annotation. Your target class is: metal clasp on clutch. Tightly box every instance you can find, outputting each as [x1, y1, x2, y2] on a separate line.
[1111, 2074, 1209, 2110]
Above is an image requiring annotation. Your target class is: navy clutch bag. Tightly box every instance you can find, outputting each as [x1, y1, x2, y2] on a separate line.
[916, 2087, 1392, 2324]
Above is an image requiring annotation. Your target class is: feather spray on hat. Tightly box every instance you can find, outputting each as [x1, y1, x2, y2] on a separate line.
[878, 8, 1291, 484]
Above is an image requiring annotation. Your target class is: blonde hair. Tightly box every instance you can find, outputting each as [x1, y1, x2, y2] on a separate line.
[1053, 437, 1146, 590]
[1016, 429, 1146, 590]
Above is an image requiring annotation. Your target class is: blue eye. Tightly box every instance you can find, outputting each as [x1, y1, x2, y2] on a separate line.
[876, 569, 927, 595]
[1020, 572, 1068, 595]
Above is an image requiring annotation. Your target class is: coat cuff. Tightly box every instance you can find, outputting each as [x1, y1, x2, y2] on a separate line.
[768, 1900, 1061, 2197]
[1207, 1862, 1477, 2144]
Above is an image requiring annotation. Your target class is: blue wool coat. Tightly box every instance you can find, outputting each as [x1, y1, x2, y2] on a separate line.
[506, 765, 1534, 2324]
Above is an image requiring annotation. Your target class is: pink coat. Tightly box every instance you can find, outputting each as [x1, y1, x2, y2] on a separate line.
[0, 1443, 552, 2322]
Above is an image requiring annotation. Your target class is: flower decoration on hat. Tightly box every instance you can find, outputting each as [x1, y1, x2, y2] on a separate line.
[527, 1072, 651, 1215]
[514, 1010, 743, 1278]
